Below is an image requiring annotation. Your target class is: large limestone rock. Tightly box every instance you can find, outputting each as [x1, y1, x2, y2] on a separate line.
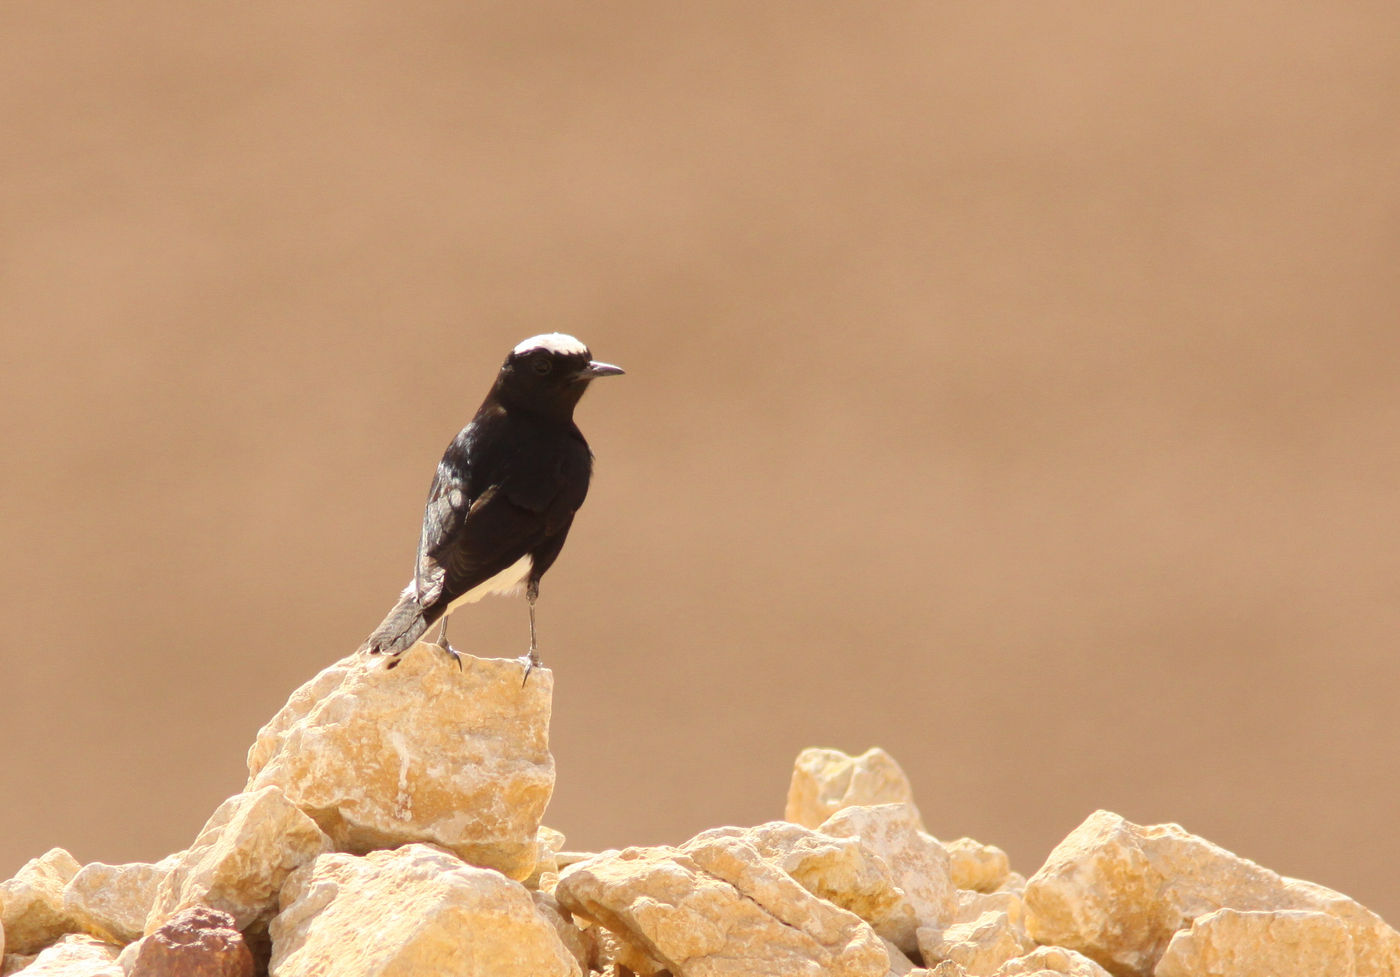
[246, 644, 555, 881]
[269, 844, 581, 977]
[146, 786, 330, 935]
[786, 748, 921, 829]
[820, 803, 958, 940]
[1154, 908, 1355, 977]
[0, 849, 84, 954]
[62, 854, 179, 945]
[1023, 810, 1400, 977]
[126, 906, 255, 977]
[9, 934, 121, 976]
[555, 830, 891, 977]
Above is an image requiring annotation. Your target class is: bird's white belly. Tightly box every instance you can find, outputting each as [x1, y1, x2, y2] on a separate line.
[445, 554, 533, 613]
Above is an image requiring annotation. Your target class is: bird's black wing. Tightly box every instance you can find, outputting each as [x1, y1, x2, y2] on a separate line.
[415, 421, 590, 609]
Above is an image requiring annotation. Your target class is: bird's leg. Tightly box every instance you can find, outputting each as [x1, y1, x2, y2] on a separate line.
[520, 581, 542, 685]
[433, 614, 463, 669]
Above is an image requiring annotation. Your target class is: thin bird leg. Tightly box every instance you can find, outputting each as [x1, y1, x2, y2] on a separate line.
[521, 581, 542, 685]
[434, 614, 463, 670]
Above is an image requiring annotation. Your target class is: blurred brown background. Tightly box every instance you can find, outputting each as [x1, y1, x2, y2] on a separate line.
[3, 1, 1398, 922]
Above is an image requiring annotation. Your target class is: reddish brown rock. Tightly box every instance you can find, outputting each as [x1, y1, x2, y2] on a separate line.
[127, 907, 254, 977]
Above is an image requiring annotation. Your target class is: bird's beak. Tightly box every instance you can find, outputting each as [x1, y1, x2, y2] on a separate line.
[582, 360, 625, 379]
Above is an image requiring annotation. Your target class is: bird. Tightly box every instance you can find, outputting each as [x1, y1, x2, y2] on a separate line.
[360, 332, 623, 679]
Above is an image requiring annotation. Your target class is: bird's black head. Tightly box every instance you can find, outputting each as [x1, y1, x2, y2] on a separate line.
[493, 333, 624, 420]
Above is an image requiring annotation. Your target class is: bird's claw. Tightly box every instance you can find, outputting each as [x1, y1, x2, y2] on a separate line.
[518, 650, 542, 687]
[434, 639, 464, 670]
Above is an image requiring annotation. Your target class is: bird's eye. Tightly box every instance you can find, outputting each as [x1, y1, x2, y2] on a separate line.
[532, 358, 552, 375]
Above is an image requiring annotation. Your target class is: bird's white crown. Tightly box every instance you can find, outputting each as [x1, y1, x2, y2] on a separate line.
[513, 333, 589, 357]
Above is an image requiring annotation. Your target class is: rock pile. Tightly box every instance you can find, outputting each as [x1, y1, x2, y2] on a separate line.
[1, 643, 1395, 976]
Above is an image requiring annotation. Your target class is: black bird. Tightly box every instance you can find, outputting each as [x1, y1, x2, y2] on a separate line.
[360, 333, 623, 677]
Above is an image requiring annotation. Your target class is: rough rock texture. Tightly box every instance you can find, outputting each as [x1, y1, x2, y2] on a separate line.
[527, 826, 568, 891]
[943, 838, 1011, 894]
[820, 803, 958, 943]
[993, 945, 1112, 977]
[919, 908, 1032, 977]
[0, 849, 84, 955]
[146, 786, 330, 935]
[556, 832, 891, 977]
[1154, 908, 1355, 977]
[246, 645, 555, 881]
[126, 906, 255, 977]
[786, 748, 921, 830]
[269, 844, 580, 977]
[62, 854, 179, 945]
[9, 934, 121, 976]
[1023, 810, 1400, 977]
[709, 821, 920, 952]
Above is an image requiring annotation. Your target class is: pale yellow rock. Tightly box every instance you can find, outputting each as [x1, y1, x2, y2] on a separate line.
[146, 785, 330, 935]
[918, 908, 1032, 977]
[246, 645, 555, 880]
[883, 937, 918, 976]
[786, 748, 922, 829]
[556, 834, 891, 977]
[527, 826, 568, 891]
[62, 853, 179, 945]
[999, 872, 1027, 896]
[709, 821, 918, 954]
[929, 962, 969, 977]
[269, 844, 581, 977]
[821, 803, 958, 943]
[9, 934, 121, 976]
[993, 945, 1112, 977]
[1155, 908, 1356, 977]
[943, 838, 1011, 894]
[954, 889, 1022, 924]
[0, 849, 83, 954]
[1024, 811, 1400, 977]
[532, 889, 591, 975]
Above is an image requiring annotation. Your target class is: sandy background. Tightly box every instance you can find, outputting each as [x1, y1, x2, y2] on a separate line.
[3, 2, 1398, 922]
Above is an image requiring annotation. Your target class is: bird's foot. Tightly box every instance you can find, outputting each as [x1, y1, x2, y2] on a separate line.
[518, 649, 543, 687]
[434, 638, 464, 670]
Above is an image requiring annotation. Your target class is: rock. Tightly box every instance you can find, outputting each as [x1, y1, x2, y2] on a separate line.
[918, 908, 1032, 977]
[531, 890, 591, 974]
[714, 821, 918, 953]
[0, 849, 84, 954]
[786, 748, 921, 830]
[942, 839, 1011, 894]
[929, 963, 968, 977]
[882, 937, 918, 976]
[146, 786, 330, 935]
[2, 954, 37, 977]
[9, 934, 120, 976]
[820, 803, 958, 941]
[1154, 908, 1355, 977]
[62, 855, 179, 945]
[125, 906, 254, 977]
[556, 831, 890, 977]
[246, 645, 555, 881]
[1023, 810, 1400, 977]
[992, 945, 1112, 977]
[526, 826, 568, 891]
[954, 889, 1022, 925]
[269, 844, 580, 977]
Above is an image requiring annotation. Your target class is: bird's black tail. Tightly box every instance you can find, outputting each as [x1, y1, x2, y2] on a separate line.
[359, 588, 437, 656]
